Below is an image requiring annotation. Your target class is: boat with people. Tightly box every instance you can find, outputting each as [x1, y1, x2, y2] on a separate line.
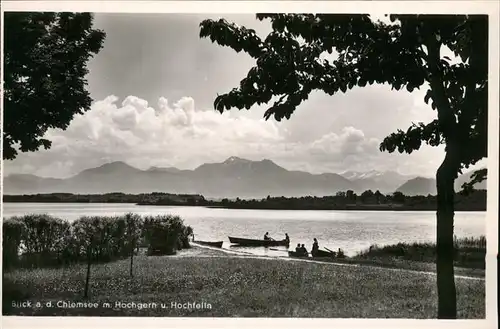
[288, 250, 309, 258]
[229, 236, 290, 247]
[289, 238, 345, 259]
[288, 249, 338, 259]
[313, 249, 335, 258]
[194, 240, 224, 248]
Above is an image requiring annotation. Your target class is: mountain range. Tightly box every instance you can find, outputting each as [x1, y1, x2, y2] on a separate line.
[3, 157, 486, 198]
[339, 170, 415, 194]
[396, 170, 487, 196]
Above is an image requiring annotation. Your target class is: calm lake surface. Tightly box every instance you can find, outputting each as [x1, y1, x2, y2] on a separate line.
[2, 203, 486, 256]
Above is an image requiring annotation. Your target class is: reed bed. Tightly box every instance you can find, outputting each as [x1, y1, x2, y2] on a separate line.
[354, 236, 486, 269]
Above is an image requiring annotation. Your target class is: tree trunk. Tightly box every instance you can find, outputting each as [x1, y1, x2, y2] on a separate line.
[84, 247, 92, 299]
[425, 34, 461, 319]
[436, 151, 458, 319]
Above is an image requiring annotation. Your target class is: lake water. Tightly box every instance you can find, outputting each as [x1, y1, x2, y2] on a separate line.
[2, 203, 486, 257]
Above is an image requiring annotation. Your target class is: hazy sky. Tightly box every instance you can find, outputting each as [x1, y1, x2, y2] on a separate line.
[5, 13, 480, 178]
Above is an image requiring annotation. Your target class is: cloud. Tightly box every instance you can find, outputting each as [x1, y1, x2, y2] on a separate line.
[4, 95, 284, 177]
[3, 94, 453, 179]
[278, 125, 443, 175]
[309, 127, 378, 157]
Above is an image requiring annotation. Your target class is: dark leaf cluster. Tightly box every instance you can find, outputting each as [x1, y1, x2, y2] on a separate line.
[3, 12, 106, 159]
[199, 14, 487, 172]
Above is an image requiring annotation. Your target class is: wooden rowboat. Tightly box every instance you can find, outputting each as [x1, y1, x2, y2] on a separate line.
[288, 251, 309, 258]
[228, 236, 289, 247]
[195, 240, 223, 248]
[289, 249, 336, 259]
[312, 249, 335, 258]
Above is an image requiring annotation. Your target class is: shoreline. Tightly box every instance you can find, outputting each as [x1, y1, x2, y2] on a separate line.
[2, 200, 486, 212]
[189, 244, 485, 279]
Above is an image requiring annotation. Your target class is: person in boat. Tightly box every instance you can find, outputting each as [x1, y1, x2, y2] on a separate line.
[264, 232, 271, 240]
[295, 243, 301, 253]
[285, 233, 290, 244]
[311, 238, 319, 257]
[337, 247, 345, 258]
[300, 244, 308, 256]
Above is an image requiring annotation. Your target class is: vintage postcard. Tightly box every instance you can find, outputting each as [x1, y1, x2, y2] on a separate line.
[1, 1, 498, 329]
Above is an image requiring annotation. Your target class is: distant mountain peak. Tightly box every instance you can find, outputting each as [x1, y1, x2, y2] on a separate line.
[100, 161, 139, 169]
[77, 161, 140, 176]
[396, 176, 436, 196]
[223, 156, 251, 164]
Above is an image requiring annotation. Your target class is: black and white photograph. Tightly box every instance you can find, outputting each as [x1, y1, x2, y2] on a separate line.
[1, 0, 498, 327]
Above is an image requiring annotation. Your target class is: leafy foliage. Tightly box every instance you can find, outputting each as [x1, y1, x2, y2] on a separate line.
[123, 213, 143, 276]
[3, 12, 106, 160]
[12, 214, 71, 267]
[461, 168, 488, 195]
[2, 218, 25, 270]
[142, 215, 188, 255]
[123, 213, 143, 252]
[179, 225, 194, 249]
[73, 216, 113, 262]
[199, 14, 487, 180]
[2, 213, 190, 270]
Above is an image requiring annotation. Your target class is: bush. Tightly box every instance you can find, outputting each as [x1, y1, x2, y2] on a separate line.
[59, 227, 84, 265]
[2, 218, 24, 270]
[3, 213, 191, 269]
[16, 214, 71, 267]
[143, 215, 186, 255]
[178, 225, 193, 250]
[72, 216, 127, 263]
[123, 213, 143, 255]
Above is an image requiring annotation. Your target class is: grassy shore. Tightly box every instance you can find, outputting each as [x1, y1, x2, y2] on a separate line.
[351, 236, 486, 273]
[3, 247, 484, 318]
[311, 256, 485, 278]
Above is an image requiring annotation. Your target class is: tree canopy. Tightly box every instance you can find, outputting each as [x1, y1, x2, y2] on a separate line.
[199, 14, 487, 180]
[3, 12, 106, 160]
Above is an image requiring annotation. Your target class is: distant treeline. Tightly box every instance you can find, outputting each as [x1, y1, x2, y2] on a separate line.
[3, 189, 486, 211]
[209, 189, 486, 211]
[3, 192, 206, 205]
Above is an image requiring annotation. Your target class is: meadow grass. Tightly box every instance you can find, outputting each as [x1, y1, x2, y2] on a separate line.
[308, 256, 485, 278]
[3, 251, 484, 318]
